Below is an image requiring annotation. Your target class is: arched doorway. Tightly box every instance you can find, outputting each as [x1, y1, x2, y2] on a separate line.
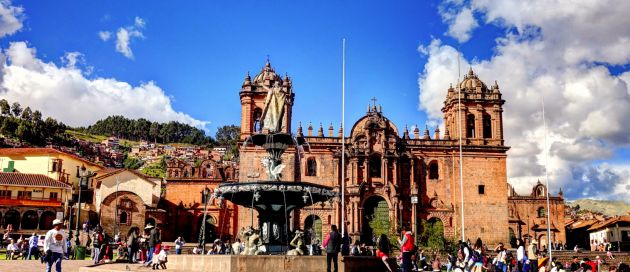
[508, 227, 517, 248]
[304, 215, 322, 245]
[145, 217, 156, 229]
[538, 234, 547, 248]
[419, 217, 445, 250]
[21, 210, 39, 229]
[4, 210, 20, 229]
[362, 195, 389, 245]
[39, 211, 56, 230]
[196, 215, 216, 244]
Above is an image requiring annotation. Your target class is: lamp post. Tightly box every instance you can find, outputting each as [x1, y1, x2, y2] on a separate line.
[411, 194, 418, 244]
[198, 187, 211, 253]
[75, 165, 95, 246]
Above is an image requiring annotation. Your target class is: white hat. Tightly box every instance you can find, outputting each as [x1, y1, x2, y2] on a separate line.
[144, 224, 154, 230]
[52, 219, 63, 226]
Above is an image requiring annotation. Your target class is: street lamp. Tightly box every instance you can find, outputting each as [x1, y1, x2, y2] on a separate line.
[75, 165, 96, 246]
[198, 187, 211, 253]
[411, 194, 418, 244]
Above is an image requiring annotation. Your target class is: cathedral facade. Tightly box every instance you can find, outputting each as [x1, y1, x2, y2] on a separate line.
[237, 61, 510, 245]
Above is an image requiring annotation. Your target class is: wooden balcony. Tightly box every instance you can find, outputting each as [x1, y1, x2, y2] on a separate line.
[0, 196, 63, 207]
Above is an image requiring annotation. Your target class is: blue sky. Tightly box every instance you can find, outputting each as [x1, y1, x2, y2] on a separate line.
[1, 0, 502, 133]
[2, 0, 630, 201]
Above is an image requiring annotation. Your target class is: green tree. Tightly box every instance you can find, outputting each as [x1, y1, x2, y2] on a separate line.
[21, 107, 32, 121]
[123, 156, 144, 169]
[0, 99, 10, 115]
[32, 110, 42, 123]
[419, 218, 445, 250]
[15, 121, 29, 142]
[149, 122, 160, 142]
[216, 125, 240, 159]
[11, 102, 22, 117]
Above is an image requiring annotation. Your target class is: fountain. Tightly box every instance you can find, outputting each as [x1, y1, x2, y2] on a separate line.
[213, 83, 338, 254]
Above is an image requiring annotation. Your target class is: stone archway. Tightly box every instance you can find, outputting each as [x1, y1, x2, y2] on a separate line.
[21, 210, 39, 230]
[145, 217, 156, 229]
[304, 214, 322, 244]
[419, 217, 445, 249]
[362, 195, 389, 245]
[4, 209, 20, 229]
[39, 211, 56, 230]
[196, 215, 216, 244]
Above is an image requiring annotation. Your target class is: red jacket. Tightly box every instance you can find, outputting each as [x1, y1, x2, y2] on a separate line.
[401, 232, 414, 252]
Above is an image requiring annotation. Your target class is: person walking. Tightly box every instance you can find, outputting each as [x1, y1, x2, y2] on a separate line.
[44, 219, 67, 272]
[92, 226, 104, 264]
[516, 239, 525, 272]
[398, 229, 414, 272]
[495, 242, 508, 272]
[127, 227, 139, 263]
[322, 224, 341, 272]
[145, 224, 160, 267]
[27, 233, 39, 260]
[174, 236, 185, 255]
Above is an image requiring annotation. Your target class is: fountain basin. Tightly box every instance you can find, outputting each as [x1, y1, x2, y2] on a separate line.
[215, 181, 337, 254]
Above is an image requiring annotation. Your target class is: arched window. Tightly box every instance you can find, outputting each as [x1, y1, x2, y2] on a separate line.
[369, 155, 381, 178]
[306, 157, 317, 176]
[537, 207, 546, 218]
[429, 161, 439, 179]
[253, 108, 263, 132]
[483, 113, 492, 138]
[536, 186, 545, 197]
[467, 114, 476, 138]
[119, 212, 128, 224]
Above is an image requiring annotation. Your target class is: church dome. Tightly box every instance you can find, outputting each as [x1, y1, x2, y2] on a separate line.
[459, 67, 489, 92]
[253, 60, 282, 85]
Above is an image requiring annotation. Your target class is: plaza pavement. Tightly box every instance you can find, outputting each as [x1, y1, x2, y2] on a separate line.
[0, 260, 94, 272]
[0, 260, 174, 272]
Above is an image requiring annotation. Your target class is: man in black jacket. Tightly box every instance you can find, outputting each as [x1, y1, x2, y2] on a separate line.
[324, 225, 341, 272]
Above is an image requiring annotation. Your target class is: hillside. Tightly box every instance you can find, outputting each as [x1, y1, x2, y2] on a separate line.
[568, 199, 630, 217]
[67, 130, 140, 147]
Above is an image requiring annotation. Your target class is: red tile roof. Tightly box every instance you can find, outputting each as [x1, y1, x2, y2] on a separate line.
[588, 216, 630, 231]
[0, 173, 71, 189]
[0, 148, 104, 169]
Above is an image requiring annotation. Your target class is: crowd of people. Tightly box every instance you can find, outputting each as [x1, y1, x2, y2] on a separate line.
[4, 221, 630, 272]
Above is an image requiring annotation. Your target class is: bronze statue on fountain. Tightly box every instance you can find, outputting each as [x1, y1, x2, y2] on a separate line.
[213, 82, 338, 254]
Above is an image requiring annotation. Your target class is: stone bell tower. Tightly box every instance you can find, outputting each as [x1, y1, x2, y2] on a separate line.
[239, 60, 295, 140]
[441, 67, 505, 146]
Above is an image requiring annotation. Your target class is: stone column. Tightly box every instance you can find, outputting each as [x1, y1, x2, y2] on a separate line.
[383, 158, 389, 184]
[475, 105, 483, 139]
[363, 159, 369, 183]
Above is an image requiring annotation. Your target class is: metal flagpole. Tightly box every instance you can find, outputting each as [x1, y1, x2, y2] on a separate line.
[541, 93, 553, 264]
[456, 50, 466, 242]
[341, 38, 346, 236]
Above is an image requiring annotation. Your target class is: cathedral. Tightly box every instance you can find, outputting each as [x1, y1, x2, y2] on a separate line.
[237, 60, 511, 246]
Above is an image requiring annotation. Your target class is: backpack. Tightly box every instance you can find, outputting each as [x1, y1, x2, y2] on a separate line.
[471, 249, 482, 262]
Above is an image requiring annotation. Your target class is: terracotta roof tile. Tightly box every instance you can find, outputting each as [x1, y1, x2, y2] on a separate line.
[0, 172, 71, 189]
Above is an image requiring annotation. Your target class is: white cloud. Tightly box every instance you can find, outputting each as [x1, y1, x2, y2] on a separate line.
[0, 0, 23, 38]
[100, 16, 146, 59]
[0, 42, 207, 130]
[98, 31, 111, 41]
[438, 0, 479, 42]
[422, 0, 630, 200]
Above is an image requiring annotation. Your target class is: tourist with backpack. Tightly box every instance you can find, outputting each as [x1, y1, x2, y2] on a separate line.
[92, 227, 104, 264]
[458, 240, 472, 272]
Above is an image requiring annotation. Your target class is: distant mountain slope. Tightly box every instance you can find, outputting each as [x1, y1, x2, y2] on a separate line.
[568, 199, 630, 217]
